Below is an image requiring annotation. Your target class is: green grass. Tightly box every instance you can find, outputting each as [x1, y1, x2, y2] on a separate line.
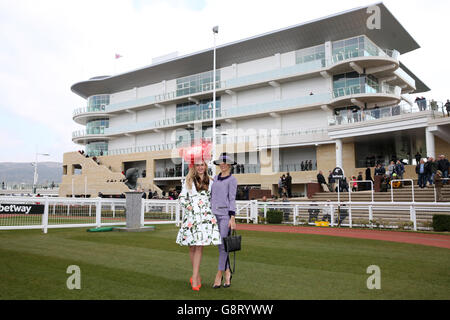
[0, 225, 449, 300]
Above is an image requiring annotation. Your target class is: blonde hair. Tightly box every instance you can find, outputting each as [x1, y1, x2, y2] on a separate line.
[186, 161, 211, 191]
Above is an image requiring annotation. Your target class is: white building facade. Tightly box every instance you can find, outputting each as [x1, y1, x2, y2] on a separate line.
[62, 3, 449, 198]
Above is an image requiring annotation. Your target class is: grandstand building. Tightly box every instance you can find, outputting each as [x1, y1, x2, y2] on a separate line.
[60, 2, 450, 198]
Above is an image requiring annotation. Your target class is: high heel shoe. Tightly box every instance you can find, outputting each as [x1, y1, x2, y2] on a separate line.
[212, 276, 223, 289]
[223, 274, 232, 288]
[191, 277, 201, 291]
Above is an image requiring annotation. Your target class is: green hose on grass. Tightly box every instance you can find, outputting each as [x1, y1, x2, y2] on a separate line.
[87, 227, 117, 232]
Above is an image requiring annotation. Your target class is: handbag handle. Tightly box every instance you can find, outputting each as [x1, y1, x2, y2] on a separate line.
[228, 228, 238, 237]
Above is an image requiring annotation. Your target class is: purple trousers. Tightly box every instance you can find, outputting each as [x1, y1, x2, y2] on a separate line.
[216, 214, 231, 271]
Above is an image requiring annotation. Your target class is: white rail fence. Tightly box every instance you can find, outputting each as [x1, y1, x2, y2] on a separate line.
[0, 197, 179, 233]
[1, 197, 449, 233]
[255, 201, 450, 231]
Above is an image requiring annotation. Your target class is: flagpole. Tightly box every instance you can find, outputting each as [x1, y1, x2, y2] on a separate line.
[212, 26, 218, 177]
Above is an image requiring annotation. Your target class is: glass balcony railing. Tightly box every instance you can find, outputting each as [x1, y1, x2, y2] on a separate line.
[101, 126, 329, 157]
[276, 162, 317, 172]
[73, 105, 107, 117]
[394, 68, 416, 89]
[332, 83, 398, 99]
[327, 101, 445, 126]
[224, 60, 324, 88]
[217, 127, 328, 145]
[221, 93, 331, 118]
[72, 126, 107, 138]
[330, 48, 397, 65]
[104, 93, 331, 136]
[99, 38, 401, 115]
[107, 143, 177, 156]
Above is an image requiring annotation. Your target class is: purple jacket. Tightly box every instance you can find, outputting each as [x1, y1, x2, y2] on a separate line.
[210, 173, 238, 216]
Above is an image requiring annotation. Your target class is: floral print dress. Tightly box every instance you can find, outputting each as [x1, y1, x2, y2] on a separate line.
[176, 180, 221, 246]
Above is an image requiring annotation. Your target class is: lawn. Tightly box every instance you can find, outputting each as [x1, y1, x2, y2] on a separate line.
[0, 224, 449, 300]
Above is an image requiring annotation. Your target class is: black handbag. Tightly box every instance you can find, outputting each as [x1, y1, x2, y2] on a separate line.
[223, 229, 241, 274]
[223, 229, 241, 253]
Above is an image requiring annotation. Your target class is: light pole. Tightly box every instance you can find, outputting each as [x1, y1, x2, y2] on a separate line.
[32, 152, 50, 194]
[211, 25, 219, 176]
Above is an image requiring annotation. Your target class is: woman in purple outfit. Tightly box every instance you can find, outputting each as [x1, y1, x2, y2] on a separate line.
[210, 153, 238, 289]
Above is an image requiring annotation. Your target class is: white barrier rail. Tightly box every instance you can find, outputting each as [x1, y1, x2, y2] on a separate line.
[256, 200, 450, 231]
[1, 197, 449, 233]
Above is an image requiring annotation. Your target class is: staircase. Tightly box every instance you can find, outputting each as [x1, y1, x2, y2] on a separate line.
[60, 152, 162, 197]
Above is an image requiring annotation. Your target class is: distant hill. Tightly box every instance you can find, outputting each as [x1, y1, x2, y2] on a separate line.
[0, 162, 62, 185]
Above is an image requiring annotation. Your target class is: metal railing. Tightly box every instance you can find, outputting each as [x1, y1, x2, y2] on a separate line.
[349, 180, 374, 202]
[0, 197, 179, 232]
[328, 101, 445, 126]
[2, 197, 449, 233]
[390, 179, 414, 202]
[256, 200, 450, 231]
[433, 178, 450, 202]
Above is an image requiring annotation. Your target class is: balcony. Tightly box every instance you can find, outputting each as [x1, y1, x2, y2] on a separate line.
[73, 105, 110, 124]
[104, 93, 331, 137]
[92, 36, 406, 116]
[105, 61, 326, 114]
[330, 83, 401, 107]
[72, 127, 110, 144]
[327, 102, 441, 139]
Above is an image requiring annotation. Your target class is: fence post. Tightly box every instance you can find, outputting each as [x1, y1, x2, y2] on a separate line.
[293, 205, 298, 226]
[264, 204, 267, 224]
[42, 198, 49, 234]
[330, 204, 334, 227]
[252, 200, 258, 224]
[175, 202, 181, 227]
[369, 205, 373, 228]
[348, 203, 352, 228]
[390, 181, 394, 202]
[140, 200, 145, 227]
[96, 200, 102, 228]
[410, 205, 417, 231]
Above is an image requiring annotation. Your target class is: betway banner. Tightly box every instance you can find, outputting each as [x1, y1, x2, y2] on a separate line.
[0, 204, 45, 214]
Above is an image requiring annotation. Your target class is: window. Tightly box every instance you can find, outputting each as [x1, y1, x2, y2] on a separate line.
[176, 97, 221, 123]
[333, 72, 380, 97]
[295, 44, 325, 67]
[332, 36, 382, 62]
[87, 94, 110, 112]
[176, 70, 221, 97]
[86, 119, 109, 135]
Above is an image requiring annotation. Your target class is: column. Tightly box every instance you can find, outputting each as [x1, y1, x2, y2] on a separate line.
[425, 128, 435, 158]
[335, 139, 343, 168]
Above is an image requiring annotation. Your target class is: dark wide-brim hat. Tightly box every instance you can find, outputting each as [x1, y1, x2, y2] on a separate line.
[213, 153, 237, 165]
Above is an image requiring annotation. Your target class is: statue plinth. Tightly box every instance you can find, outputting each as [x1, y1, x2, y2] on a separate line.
[114, 192, 154, 232]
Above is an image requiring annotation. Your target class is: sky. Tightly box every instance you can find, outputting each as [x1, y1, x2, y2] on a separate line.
[0, 0, 449, 163]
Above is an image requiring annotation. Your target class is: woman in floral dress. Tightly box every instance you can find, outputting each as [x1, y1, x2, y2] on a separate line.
[176, 161, 221, 291]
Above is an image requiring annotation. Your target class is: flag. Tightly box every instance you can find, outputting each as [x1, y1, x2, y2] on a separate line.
[115, 53, 123, 59]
